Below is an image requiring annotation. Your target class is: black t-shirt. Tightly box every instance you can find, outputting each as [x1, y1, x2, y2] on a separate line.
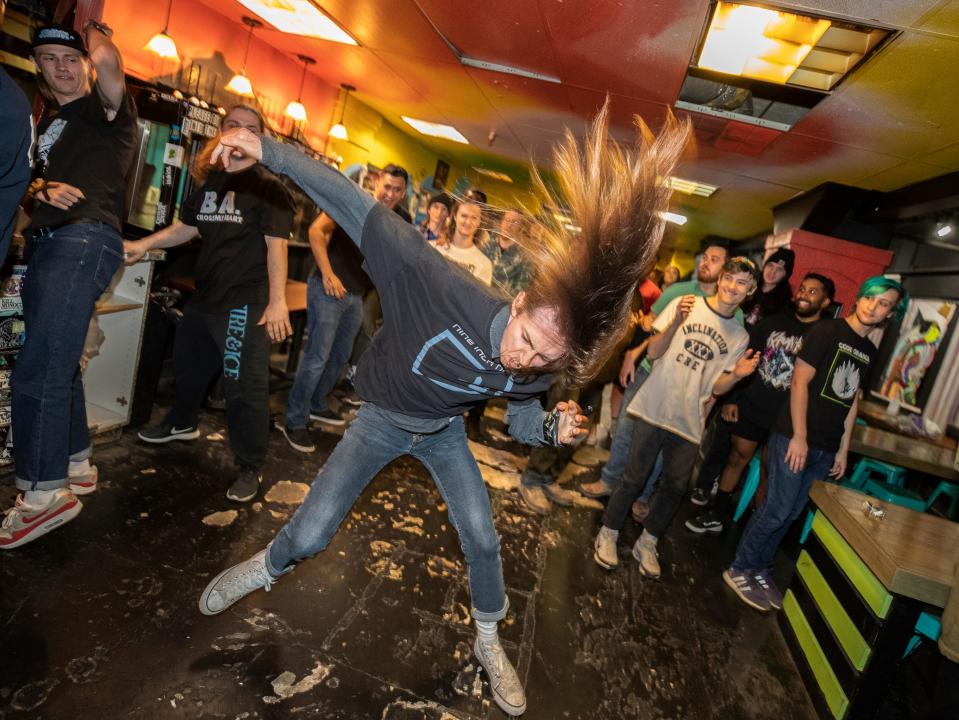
[30, 85, 138, 232]
[316, 225, 372, 296]
[738, 311, 819, 428]
[354, 204, 554, 419]
[774, 319, 877, 452]
[180, 165, 294, 311]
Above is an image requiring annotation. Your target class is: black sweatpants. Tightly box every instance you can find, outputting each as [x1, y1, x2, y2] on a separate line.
[169, 303, 270, 470]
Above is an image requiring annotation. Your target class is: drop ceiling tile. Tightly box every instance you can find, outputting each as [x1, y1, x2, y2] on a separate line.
[774, 0, 945, 28]
[855, 160, 948, 191]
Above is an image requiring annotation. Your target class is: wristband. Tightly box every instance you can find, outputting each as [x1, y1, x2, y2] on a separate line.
[543, 408, 560, 445]
[84, 20, 113, 38]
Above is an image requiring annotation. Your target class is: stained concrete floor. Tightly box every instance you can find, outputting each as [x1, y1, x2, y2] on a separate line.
[0, 403, 817, 719]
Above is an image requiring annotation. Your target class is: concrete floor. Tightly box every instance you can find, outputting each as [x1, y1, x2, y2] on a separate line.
[0, 403, 817, 719]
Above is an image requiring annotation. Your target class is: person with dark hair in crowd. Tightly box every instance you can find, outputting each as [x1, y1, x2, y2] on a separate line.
[124, 105, 293, 503]
[431, 195, 493, 286]
[724, 276, 906, 612]
[277, 164, 409, 451]
[419, 192, 451, 242]
[194, 105, 690, 716]
[594, 257, 760, 578]
[743, 248, 794, 326]
[686, 272, 835, 535]
[1, 21, 137, 550]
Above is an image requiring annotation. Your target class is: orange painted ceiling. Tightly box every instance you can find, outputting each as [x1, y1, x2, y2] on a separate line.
[196, 0, 959, 249]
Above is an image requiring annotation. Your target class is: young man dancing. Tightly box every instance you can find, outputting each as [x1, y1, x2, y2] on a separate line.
[594, 258, 761, 578]
[196, 107, 690, 716]
[724, 276, 906, 612]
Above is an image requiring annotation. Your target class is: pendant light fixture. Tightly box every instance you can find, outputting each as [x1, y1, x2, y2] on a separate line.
[285, 55, 315, 123]
[225, 16, 262, 98]
[144, 0, 180, 62]
[328, 83, 354, 141]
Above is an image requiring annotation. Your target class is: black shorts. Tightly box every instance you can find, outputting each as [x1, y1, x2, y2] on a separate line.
[731, 413, 770, 443]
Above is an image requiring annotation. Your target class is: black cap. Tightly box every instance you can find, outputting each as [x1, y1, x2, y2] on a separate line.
[32, 24, 87, 54]
[766, 247, 795, 278]
[428, 193, 452, 212]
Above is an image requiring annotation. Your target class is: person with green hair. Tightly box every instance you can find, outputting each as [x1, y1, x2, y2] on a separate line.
[724, 275, 906, 613]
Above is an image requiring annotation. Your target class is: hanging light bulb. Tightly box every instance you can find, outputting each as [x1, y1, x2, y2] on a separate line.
[328, 84, 354, 142]
[144, 0, 180, 62]
[226, 17, 262, 98]
[285, 55, 315, 123]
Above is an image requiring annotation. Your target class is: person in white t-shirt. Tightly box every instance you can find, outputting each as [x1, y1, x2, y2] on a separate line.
[594, 257, 761, 578]
[430, 196, 493, 286]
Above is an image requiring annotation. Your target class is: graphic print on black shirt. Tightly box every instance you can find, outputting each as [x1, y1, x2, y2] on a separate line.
[180, 165, 294, 311]
[354, 205, 554, 419]
[775, 318, 876, 452]
[30, 86, 138, 231]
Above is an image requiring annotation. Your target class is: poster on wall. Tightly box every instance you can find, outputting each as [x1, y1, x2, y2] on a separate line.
[878, 299, 957, 412]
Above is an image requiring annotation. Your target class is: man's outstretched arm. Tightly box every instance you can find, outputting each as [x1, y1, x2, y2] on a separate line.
[212, 129, 374, 247]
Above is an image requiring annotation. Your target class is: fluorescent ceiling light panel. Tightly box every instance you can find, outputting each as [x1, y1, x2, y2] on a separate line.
[668, 176, 718, 197]
[459, 56, 560, 84]
[402, 116, 469, 144]
[236, 0, 357, 45]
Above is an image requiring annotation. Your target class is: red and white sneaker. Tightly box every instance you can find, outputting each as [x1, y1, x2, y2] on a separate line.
[69, 465, 99, 496]
[0, 490, 83, 549]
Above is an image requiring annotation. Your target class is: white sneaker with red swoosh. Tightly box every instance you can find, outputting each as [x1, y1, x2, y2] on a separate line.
[0, 489, 82, 549]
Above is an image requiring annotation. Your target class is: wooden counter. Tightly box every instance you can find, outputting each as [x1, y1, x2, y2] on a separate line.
[810, 481, 959, 608]
[850, 424, 959, 483]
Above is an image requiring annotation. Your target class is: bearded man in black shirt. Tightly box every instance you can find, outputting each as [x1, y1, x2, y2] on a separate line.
[125, 105, 293, 503]
[1, 22, 136, 550]
[196, 105, 690, 716]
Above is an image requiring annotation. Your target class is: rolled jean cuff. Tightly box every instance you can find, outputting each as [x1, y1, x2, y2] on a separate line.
[472, 595, 509, 623]
[15, 476, 69, 492]
[69, 447, 92, 463]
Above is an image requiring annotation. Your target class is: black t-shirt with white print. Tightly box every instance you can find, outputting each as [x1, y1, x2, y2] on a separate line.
[738, 311, 820, 428]
[30, 85, 138, 232]
[180, 165, 294, 311]
[354, 204, 554, 419]
[774, 318, 877, 452]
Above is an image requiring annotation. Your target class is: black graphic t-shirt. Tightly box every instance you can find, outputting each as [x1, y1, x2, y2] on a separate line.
[180, 165, 294, 311]
[738, 311, 820, 428]
[316, 224, 372, 296]
[30, 85, 138, 232]
[775, 318, 877, 452]
[354, 205, 554, 419]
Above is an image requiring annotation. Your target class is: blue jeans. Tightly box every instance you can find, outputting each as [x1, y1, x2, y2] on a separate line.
[731, 432, 835, 572]
[285, 274, 363, 429]
[601, 366, 661, 501]
[13, 222, 123, 490]
[268, 403, 508, 621]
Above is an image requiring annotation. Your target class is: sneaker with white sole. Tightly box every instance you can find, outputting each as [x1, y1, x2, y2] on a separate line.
[474, 635, 527, 716]
[593, 526, 619, 569]
[754, 569, 783, 610]
[198, 549, 276, 615]
[274, 420, 316, 454]
[632, 535, 660, 579]
[685, 510, 724, 534]
[226, 468, 261, 502]
[138, 419, 200, 444]
[68, 465, 98, 496]
[310, 409, 345, 427]
[0, 490, 83, 549]
[689, 487, 710, 506]
[723, 568, 771, 612]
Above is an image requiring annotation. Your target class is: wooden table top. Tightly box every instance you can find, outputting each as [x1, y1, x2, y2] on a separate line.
[810, 481, 959, 607]
[851, 424, 959, 483]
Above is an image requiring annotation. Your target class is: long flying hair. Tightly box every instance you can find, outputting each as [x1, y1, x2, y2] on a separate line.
[522, 101, 691, 386]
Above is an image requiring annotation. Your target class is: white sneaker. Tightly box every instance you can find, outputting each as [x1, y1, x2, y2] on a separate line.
[68, 465, 98, 496]
[593, 526, 619, 569]
[474, 635, 527, 716]
[0, 489, 82, 549]
[198, 549, 276, 615]
[632, 534, 660, 579]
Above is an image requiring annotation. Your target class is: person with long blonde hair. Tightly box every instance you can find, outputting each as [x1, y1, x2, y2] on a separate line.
[195, 102, 690, 716]
[431, 195, 493, 286]
[123, 105, 294, 504]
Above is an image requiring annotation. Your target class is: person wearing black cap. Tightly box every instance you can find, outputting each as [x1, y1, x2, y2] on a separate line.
[1, 20, 136, 550]
[419, 192, 451, 243]
[743, 247, 795, 326]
